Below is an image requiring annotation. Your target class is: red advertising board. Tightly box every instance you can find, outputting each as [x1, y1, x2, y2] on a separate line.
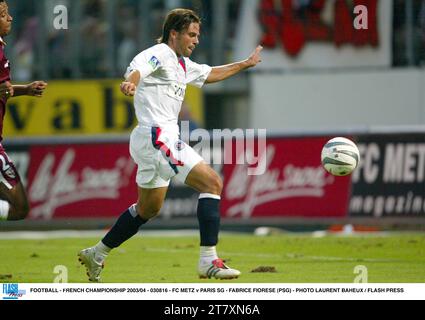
[22, 136, 351, 220]
[27, 144, 137, 219]
[221, 137, 351, 218]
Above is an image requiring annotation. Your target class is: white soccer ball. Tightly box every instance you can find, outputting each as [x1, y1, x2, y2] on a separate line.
[321, 137, 360, 176]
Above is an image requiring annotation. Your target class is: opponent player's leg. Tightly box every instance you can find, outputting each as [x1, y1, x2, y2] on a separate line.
[185, 162, 241, 280]
[78, 186, 168, 282]
[0, 182, 30, 221]
[0, 147, 29, 221]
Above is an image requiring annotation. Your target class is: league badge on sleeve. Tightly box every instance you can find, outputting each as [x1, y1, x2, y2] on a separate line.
[148, 56, 160, 70]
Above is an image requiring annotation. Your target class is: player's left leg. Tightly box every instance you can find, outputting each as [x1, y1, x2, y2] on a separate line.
[154, 131, 240, 279]
[185, 162, 241, 280]
[0, 146, 29, 221]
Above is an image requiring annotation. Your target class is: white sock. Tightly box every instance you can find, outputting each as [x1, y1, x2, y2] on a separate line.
[0, 200, 10, 221]
[93, 241, 111, 263]
[199, 246, 218, 265]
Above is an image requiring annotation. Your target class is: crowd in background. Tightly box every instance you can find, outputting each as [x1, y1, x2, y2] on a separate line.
[6, 0, 425, 81]
[6, 0, 241, 80]
[393, 0, 425, 66]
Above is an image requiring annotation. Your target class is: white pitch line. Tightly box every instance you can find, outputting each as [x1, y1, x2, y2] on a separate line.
[0, 230, 106, 239]
[143, 247, 399, 263]
[0, 229, 235, 240]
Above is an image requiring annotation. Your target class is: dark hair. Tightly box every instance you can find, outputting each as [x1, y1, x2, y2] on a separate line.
[157, 8, 200, 44]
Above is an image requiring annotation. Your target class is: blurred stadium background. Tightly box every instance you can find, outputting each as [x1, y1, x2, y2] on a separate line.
[2, 0, 425, 234]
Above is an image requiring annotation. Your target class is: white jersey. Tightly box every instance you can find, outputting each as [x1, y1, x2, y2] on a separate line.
[125, 43, 212, 130]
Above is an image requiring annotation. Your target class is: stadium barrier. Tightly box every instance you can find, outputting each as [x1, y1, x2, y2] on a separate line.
[2, 128, 425, 231]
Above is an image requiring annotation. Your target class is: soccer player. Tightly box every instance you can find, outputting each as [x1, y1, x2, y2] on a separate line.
[0, 0, 47, 221]
[79, 8, 262, 281]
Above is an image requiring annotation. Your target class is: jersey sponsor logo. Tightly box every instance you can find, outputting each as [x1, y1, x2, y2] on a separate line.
[148, 56, 160, 70]
[167, 81, 186, 101]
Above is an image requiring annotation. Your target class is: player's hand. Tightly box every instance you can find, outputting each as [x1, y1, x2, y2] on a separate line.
[0, 81, 14, 99]
[120, 81, 136, 96]
[26, 81, 48, 97]
[246, 45, 263, 68]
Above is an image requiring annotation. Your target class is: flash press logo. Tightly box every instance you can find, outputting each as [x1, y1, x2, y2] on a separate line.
[2, 283, 26, 300]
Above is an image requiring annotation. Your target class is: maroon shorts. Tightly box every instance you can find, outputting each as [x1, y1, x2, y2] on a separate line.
[0, 143, 21, 188]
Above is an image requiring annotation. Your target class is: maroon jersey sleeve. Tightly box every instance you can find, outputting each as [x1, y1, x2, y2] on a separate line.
[0, 45, 11, 141]
[0, 45, 11, 83]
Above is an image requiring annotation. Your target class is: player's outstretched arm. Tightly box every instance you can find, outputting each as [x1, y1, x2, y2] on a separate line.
[12, 81, 48, 97]
[120, 70, 140, 96]
[205, 45, 263, 84]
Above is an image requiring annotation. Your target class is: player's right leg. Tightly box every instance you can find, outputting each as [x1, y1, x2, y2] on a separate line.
[78, 186, 168, 282]
[79, 125, 170, 282]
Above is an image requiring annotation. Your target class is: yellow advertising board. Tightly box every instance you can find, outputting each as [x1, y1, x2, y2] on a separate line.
[3, 80, 204, 137]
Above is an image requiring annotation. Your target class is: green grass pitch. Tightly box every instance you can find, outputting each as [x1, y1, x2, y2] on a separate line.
[0, 233, 424, 283]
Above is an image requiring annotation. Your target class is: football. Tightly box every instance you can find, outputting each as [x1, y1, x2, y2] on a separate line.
[321, 137, 360, 176]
